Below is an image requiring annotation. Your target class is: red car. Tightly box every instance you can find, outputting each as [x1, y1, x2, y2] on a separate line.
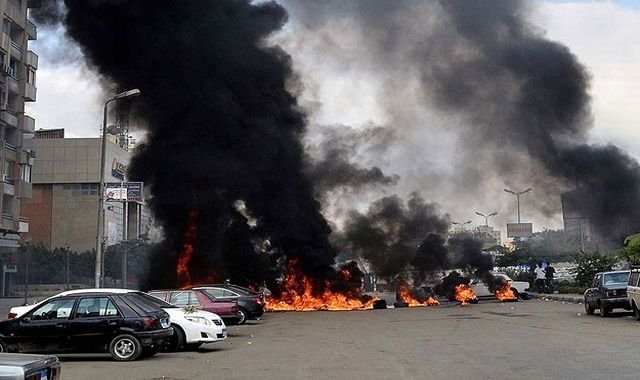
[148, 289, 241, 324]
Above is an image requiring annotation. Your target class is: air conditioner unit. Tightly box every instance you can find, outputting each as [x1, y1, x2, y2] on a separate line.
[1, 174, 7, 182]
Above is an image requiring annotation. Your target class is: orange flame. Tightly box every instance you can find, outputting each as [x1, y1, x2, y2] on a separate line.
[454, 284, 477, 305]
[425, 296, 440, 306]
[264, 259, 377, 311]
[398, 283, 440, 307]
[494, 282, 517, 301]
[176, 209, 198, 287]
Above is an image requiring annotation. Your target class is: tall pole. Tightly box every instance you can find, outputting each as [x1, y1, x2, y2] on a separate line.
[95, 98, 111, 288]
[475, 211, 497, 226]
[504, 188, 531, 224]
[65, 244, 70, 290]
[95, 89, 141, 288]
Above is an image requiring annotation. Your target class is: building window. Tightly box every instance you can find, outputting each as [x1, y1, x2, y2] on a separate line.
[27, 68, 35, 85]
[3, 160, 13, 181]
[20, 164, 30, 182]
[67, 183, 99, 197]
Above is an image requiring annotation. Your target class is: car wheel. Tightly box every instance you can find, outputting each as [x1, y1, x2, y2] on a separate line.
[599, 302, 609, 318]
[633, 302, 640, 321]
[237, 308, 248, 325]
[510, 288, 519, 300]
[165, 325, 186, 351]
[0, 339, 8, 353]
[109, 334, 142, 361]
[584, 302, 595, 315]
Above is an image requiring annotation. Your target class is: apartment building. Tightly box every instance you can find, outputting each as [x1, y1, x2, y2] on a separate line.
[0, 0, 38, 253]
[22, 130, 155, 253]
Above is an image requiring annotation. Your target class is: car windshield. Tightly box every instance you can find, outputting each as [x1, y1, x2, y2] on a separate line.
[123, 292, 171, 312]
[603, 272, 630, 285]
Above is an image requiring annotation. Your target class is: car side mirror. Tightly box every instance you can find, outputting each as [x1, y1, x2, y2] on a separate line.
[22, 316, 31, 323]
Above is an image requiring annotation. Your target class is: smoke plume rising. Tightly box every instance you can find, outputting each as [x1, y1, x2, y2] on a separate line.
[60, 0, 348, 291]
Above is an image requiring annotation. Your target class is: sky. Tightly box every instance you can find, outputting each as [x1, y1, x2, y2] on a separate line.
[25, 0, 640, 236]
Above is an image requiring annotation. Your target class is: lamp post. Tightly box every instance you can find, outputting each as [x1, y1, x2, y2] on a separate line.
[475, 211, 497, 226]
[95, 89, 141, 288]
[503, 188, 532, 223]
[452, 220, 472, 231]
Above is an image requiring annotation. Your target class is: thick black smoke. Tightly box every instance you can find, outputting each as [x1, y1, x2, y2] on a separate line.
[306, 125, 398, 196]
[343, 193, 450, 281]
[60, 0, 347, 292]
[283, 0, 640, 247]
[426, 1, 640, 246]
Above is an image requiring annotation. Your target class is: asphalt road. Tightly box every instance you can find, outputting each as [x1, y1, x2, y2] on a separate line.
[50, 298, 640, 380]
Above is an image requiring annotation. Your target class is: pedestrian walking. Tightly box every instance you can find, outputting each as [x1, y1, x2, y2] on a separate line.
[545, 263, 556, 293]
[534, 263, 546, 293]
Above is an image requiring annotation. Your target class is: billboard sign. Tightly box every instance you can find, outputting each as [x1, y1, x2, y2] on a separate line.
[507, 223, 533, 238]
[105, 182, 144, 202]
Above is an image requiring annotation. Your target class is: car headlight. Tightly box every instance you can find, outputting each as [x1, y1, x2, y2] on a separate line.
[184, 316, 211, 325]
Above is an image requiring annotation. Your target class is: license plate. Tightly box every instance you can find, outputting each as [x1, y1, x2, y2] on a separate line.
[40, 369, 48, 380]
[160, 318, 170, 329]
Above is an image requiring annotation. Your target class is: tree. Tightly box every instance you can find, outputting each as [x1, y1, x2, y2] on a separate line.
[571, 251, 619, 287]
[620, 233, 640, 264]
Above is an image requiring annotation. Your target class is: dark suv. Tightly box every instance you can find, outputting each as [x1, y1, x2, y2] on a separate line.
[584, 270, 631, 317]
[0, 291, 173, 361]
[196, 284, 264, 324]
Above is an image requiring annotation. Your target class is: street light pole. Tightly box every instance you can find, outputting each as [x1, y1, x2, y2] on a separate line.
[95, 89, 141, 288]
[475, 211, 498, 226]
[452, 220, 472, 231]
[503, 188, 532, 223]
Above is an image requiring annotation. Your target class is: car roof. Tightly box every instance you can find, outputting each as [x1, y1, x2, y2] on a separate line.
[597, 270, 630, 275]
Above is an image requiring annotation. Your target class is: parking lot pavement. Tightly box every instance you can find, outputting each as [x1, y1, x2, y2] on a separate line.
[59, 299, 640, 380]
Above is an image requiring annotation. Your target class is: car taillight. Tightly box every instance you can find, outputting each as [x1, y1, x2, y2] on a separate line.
[143, 317, 158, 329]
[7, 312, 16, 319]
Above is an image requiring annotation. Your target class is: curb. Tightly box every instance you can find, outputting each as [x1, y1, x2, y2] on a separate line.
[532, 293, 583, 304]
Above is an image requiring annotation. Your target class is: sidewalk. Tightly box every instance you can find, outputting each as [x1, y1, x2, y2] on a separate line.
[530, 292, 583, 304]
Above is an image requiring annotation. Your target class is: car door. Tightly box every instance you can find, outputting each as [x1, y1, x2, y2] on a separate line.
[67, 296, 123, 351]
[585, 274, 601, 306]
[15, 297, 77, 353]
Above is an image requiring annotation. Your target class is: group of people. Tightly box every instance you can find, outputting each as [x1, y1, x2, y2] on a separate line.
[534, 262, 556, 293]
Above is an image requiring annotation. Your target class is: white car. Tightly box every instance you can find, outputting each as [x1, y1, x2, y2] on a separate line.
[8, 288, 227, 351]
[469, 273, 530, 299]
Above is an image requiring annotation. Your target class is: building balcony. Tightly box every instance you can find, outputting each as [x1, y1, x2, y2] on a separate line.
[8, 76, 19, 94]
[0, 110, 18, 128]
[24, 82, 36, 102]
[0, 34, 9, 53]
[18, 216, 28, 233]
[25, 50, 38, 69]
[1, 180, 14, 196]
[0, 214, 16, 233]
[10, 40, 21, 61]
[26, 19, 37, 40]
[5, 4, 24, 30]
[20, 114, 35, 133]
[18, 180, 31, 199]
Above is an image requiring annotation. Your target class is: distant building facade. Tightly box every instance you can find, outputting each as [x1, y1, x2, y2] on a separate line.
[22, 130, 155, 252]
